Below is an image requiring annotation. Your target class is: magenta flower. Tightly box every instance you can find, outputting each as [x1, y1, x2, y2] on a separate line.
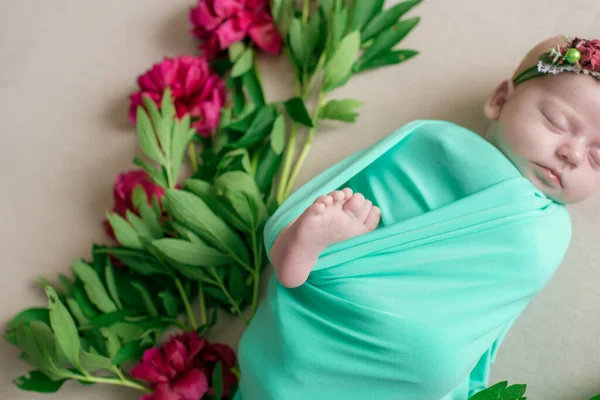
[103, 170, 165, 241]
[131, 332, 238, 400]
[129, 56, 226, 137]
[189, 0, 283, 59]
[571, 37, 600, 71]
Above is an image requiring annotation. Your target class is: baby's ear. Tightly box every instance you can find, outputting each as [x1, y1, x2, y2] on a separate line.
[484, 78, 515, 120]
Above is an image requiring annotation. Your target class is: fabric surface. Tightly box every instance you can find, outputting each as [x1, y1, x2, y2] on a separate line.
[234, 120, 572, 400]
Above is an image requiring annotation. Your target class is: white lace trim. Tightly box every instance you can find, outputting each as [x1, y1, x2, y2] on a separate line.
[537, 60, 600, 80]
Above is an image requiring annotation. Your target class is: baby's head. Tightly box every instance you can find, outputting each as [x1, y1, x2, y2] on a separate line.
[482, 35, 600, 205]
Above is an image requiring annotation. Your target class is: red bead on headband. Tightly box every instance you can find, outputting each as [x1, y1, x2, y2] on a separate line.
[513, 35, 600, 85]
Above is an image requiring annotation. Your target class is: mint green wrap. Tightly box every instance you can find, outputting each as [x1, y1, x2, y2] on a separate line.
[234, 120, 572, 399]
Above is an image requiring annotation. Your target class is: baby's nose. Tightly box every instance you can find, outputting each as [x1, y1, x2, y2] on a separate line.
[556, 137, 585, 166]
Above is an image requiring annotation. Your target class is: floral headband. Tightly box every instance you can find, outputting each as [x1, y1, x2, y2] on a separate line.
[513, 36, 600, 85]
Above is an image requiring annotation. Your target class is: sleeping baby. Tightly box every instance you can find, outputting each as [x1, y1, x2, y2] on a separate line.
[234, 35, 600, 400]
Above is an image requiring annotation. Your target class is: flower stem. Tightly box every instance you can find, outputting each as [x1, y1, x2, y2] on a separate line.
[188, 143, 198, 172]
[209, 266, 249, 325]
[174, 278, 198, 331]
[66, 372, 150, 392]
[284, 89, 326, 199]
[198, 283, 207, 326]
[302, 0, 310, 25]
[276, 121, 298, 205]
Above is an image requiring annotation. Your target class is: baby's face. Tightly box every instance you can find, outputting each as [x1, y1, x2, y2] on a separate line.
[484, 73, 600, 204]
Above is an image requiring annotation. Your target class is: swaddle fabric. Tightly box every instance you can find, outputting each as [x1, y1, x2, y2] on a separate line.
[234, 120, 571, 400]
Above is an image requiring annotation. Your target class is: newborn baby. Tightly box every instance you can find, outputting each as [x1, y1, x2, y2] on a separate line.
[234, 35, 600, 399]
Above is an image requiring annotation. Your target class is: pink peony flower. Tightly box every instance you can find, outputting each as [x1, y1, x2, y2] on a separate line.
[189, 0, 283, 59]
[195, 342, 238, 398]
[132, 332, 208, 400]
[131, 332, 238, 400]
[571, 37, 600, 71]
[103, 169, 165, 241]
[129, 56, 226, 137]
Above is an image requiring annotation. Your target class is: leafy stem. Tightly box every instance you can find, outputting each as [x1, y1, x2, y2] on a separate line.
[198, 283, 207, 326]
[209, 266, 249, 325]
[284, 88, 326, 199]
[65, 371, 150, 392]
[188, 143, 199, 172]
[174, 278, 198, 331]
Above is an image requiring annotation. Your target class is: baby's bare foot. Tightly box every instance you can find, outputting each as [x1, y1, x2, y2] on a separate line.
[270, 187, 381, 288]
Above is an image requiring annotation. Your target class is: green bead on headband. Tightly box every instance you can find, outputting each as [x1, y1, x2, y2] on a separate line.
[513, 35, 600, 86]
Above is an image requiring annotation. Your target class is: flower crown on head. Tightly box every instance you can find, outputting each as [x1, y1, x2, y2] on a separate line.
[513, 35, 600, 85]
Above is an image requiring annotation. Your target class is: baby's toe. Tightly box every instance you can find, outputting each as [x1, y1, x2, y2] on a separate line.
[315, 194, 333, 206]
[342, 193, 365, 217]
[364, 206, 381, 231]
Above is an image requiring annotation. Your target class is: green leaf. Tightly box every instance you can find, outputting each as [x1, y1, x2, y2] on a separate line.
[79, 350, 112, 373]
[15, 322, 62, 377]
[269, 114, 285, 155]
[361, 0, 421, 43]
[213, 361, 224, 399]
[228, 41, 246, 62]
[109, 322, 145, 343]
[319, 98, 364, 123]
[306, 12, 322, 59]
[160, 88, 176, 128]
[231, 48, 255, 78]
[284, 97, 313, 127]
[131, 185, 148, 212]
[231, 106, 277, 149]
[468, 381, 508, 400]
[104, 263, 122, 310]
[350, 0, 384, 32]
[139, 202, 163, 239]
[217, 148, 252, 176]
[133, 156, 168, 187]
[323, 30, 361, 91]
[289, 17, 306, 69]
[183, 180, 249, 236]
[214, 171, 269, 233]
[356, 17, 420, 69]
[352, 49, 418, 72]
[13, 370, 67, 393]
[503, 384, 527, 399]
[228, 266, 246, 303]
[153, 238, 233, 267]
[171, 114, 196, 184]
[158, 291, 179, 318]
[98, 247, 165, 276]
[273, 0, 294, 39]
[72, 282, 99, 319]
[58, 275, 74, 297]
[113, 340, 145, 366]
[46, 287, 81, 371]
[164, 189, 251, 266]
[256, 145, 283, 194]
[136, 107, 166, 165]
[105, 213, 143, 249]
[126, 210, 153, 239]
[241, 67, 265, 107]
[66, 299, 88, 326]
[7, 308, 50, 330]
[141, 94, 169, 153]
[130, 282, 158, 318]
[83, 309, 138, 330]
[73, 260, 117, 314]
[100, 328, 121, 359]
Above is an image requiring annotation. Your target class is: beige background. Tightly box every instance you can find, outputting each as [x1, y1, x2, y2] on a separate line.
[1, 0, 600, 399]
